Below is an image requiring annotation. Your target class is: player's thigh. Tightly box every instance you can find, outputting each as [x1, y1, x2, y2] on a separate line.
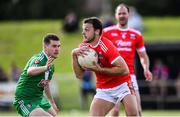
[131, 75, 142, 108]
[113, 101, 121, 112]
[13, 99, 41, 117]
[90, 98, 114, 116]
[29, 108, 52, 117]
[122, 94, 138, 116]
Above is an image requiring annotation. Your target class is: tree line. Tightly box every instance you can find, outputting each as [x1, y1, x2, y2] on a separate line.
[0, 0, 179, 20]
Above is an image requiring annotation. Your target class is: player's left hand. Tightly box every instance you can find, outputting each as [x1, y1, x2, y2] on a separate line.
[83, 61, 101, 72]
[144, 70, 153, 81]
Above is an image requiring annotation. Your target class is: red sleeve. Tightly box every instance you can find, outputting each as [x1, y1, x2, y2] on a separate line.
[102, 38, 120, 64]
[136, 34, 145, 49]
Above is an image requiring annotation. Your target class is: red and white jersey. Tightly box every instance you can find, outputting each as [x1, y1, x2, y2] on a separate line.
[102, 25, 146, 74]
[80, 36, 130, 89]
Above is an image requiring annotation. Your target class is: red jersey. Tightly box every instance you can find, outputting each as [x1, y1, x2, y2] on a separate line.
[80, 36, 130, 89]
[102, 25, 145, 74]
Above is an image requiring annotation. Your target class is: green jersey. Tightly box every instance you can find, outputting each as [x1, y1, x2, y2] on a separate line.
[14, 51, 55, 100]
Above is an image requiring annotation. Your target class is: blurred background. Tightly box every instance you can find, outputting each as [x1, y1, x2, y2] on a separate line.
[0, 0, 180, 116]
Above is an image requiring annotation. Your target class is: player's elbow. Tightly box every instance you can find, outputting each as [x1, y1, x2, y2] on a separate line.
[119, 67, 129, 76]
[75, 74, 83, 79]
[123, 68, 129, 75]
[27, 70, 34, 76]
[27, 67, 36, 76]
[121, 62, 130, 75]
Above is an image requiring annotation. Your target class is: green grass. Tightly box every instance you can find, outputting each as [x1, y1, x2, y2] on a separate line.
[57, 75, 81, 110]
[1, 110, 180, 116]
[0, 17, 180, 74]
[0, 20, 83, 74]
[0, 17, 180, 111]
[143, 17, 180, 41]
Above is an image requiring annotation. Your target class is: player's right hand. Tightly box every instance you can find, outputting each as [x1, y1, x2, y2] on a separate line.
[46, 56, 55, 70]
[72, 47, 89, 57]
[144, 70, 153, 81]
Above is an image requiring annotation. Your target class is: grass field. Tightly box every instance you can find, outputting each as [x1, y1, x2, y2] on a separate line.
[0, 110, 180, 116]
[0, 17, 180, 112]
[0, 17, 180, 74]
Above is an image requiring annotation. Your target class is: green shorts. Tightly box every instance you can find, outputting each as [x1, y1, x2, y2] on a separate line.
[13, 97, 51, 116]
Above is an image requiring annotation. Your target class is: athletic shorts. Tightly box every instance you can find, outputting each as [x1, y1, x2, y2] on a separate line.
[94, 81, 135, 104]
[131, 74, 139, 91]
[13, 96, 51, 116]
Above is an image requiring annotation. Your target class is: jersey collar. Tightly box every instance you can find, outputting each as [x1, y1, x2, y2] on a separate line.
[116, 24, 129, 31]
[91, 35, 102, 48]
[42, 51, 48, 59]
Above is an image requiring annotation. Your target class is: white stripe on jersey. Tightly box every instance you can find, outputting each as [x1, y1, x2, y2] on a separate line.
[104, 25, 142, 36]
[19, 100, 30, 115]
[99, 40, 108, 53]
[129, 28, 142, 36]
[45, 71, 49, 80]
[111, 56, 121, 64]
[137, 46, 146, 52]
[103, 25, 117, 32]
[20, 104, 29, 115]
[39, 54, 44, 61]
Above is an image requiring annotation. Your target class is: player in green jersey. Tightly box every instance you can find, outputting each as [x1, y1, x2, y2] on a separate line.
[13, 33, 61, 116]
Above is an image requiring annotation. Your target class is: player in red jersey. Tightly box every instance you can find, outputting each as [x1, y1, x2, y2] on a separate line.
[102, 3, 153, 116]
[71, 17, 138, 116]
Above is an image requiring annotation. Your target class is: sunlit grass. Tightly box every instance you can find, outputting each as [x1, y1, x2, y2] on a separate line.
[0, 17, 180, 74]
[0, 17, 180, 112]
[1, 110, 180, 116]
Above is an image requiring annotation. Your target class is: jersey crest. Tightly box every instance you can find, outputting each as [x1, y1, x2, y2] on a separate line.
[122, 33, 127, 39]
[27, 103, 32, 108]
[34, 60, 40, 64]
[130, 34, 136, 39]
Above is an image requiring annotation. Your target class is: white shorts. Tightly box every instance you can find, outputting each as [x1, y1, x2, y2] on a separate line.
[131, 74, 139, 91]
[94, 82, 134, 104]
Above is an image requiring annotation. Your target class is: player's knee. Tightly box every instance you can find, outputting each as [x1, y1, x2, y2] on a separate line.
[127, 108, 138, 116]
[128, 111, 138, 116]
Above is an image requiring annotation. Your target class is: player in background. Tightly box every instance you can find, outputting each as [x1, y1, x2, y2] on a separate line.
[102, 3, 153, 116]
[13, 33, 60, 116]
[72, 17, 138, 116]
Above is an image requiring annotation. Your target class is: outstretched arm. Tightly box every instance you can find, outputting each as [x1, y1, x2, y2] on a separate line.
[137, 51, 152, 81]
[27, 56, 54, 76]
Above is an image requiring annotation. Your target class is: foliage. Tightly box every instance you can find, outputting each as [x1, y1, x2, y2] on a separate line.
[0, 0, 180, 20]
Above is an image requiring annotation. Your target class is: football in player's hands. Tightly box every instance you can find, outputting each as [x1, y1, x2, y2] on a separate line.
[77, 48, 98, 68]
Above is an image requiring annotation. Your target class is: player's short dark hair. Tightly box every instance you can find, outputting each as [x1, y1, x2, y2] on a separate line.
[43, 33, 60, 44]
[83, 17, 102, 35]
[115, 3, 130, 13]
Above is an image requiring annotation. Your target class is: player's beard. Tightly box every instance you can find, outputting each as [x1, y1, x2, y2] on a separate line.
[119, 18, 128, 27]
[120, 23, 127, 27]
[84, 33, 95, 43]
